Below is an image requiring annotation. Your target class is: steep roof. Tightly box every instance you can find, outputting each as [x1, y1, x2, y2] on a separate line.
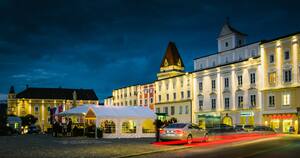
[160, 42, 185, 68]
[219, 21, 247, 38]
[16, 87, 98, 100]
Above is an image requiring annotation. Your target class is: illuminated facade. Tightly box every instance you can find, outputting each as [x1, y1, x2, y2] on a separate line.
[155, 42, 193, 123]
[110, 83, 155, 109]
[261, 32, 300, 133]
[193, 21, 262, 128]
[7, 86, 99, 131]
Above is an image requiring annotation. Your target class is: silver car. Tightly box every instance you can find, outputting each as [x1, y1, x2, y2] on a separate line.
[160, 123, 208, 144]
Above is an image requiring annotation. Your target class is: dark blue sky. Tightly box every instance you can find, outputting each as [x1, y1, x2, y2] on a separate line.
[0, 0, 299, 101]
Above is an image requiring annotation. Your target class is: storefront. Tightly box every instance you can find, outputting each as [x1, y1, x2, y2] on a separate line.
[197, 112, 221, 129]
[239, 111, 255, 125]
[263, 113, 298, 133]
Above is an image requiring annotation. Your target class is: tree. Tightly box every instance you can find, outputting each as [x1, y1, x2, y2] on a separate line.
[20, 114, 37, 127]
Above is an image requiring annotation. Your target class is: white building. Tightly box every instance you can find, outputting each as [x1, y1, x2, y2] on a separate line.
[193, 21, 262, 128]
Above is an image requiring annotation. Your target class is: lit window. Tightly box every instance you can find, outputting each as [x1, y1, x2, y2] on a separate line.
[268, 72, 276, 85]
[282, 92, 290, 106]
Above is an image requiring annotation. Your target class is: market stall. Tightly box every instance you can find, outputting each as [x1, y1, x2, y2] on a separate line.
[58, 104, 156, 138]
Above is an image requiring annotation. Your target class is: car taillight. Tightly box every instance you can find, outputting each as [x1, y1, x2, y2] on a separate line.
[159, 129, 165, 134]
[175, 129, 184, 134]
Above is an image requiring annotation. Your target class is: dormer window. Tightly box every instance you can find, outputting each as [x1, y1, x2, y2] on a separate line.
[225, 42, 229, 47]
[239, 40, 242, 45]
[284, 51, 290, 60]
[269, 54, 274, 63]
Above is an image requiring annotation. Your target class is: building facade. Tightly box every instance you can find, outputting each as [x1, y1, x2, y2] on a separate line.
[261, 32, 300, 133]
[193, 21, 262, 128]
[155, 42, 194, 123]
[7, 86, 99, 131]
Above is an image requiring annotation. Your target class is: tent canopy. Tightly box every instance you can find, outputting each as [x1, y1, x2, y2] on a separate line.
[58, 104, 156, 119]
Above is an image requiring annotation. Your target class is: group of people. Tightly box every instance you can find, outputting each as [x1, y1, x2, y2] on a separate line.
[52, 118, 72, 137]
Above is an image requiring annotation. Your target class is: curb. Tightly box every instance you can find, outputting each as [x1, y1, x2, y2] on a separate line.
[114, 146, 191, 158]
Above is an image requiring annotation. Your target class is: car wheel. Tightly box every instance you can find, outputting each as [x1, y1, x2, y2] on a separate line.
[187, 135, 193, 144]
[202, 133, 208, 142]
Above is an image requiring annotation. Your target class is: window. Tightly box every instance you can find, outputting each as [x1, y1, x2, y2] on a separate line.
[144, 99, 148, 105]
[164, 107, 169, 114]
[284, 70, 292, 82]
[166, 94, 169, 101]
[173, 93, 176, 100]
[134, 100, 137, 105]
[156, 108, 160, 113]
[211, 98, 216, 110]
[239, 40, 242, 45]
[181, 80, 184, 87]
[250, 95, 256, 107]
[171, 106, 175, 115]
[140, 100, 142, 105]
[251, 50, 256, 57]
[238, 75, 243, 86]
[158, 85, 161, 91]
[224, 78, 229, 88]
[166, 83, 169, 90]
[269, 96, 275, 107]
[158, 95, 161, 102]
[269, 72, 276, 85]
[199, 100, 203, 110]
[150, 98, 153, 103]
[270, 54, 274, 63]
[199, 82, 203, 91]
[179, 106, 183, 114]
[181, 91, 184, 99]
[284, 51, 290, 60]
[225, 42, 228, 47]
[185, 105, 189, 114]
[122, 120, 136, 133]
[282, 92, 290, 106]
[34, 105, 39, 113]
[129, 100, 132, 105]
[187, 90, 191, 98]
[224, 98, 230, 109]
[238, 96, 243, 108]
[101, 120, 116, 134]
[250, 73, 256, 84]
[212, 80, 216, 90]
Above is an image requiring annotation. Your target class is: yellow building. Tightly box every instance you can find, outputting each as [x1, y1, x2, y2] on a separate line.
[261, 32, 300, 133]
[155, 42, 193, 123]
[7, 86, 99, 132]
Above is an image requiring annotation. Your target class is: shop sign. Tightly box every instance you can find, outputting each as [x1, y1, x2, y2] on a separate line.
[269, 114, 294, 119]
[240, 111, 254, 116]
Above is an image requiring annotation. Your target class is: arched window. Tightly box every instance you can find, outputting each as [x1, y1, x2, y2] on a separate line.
[100, 120, 116, 133]
[122, 120, 136, 133]
[142, 119, 155, 133]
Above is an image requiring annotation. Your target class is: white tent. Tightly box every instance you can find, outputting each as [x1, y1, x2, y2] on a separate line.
[58, 104, 156, 138]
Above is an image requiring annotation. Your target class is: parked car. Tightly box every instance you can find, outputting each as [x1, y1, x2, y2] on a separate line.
[160, 123, 208, 144]
[27, 125, 41, 134]
[208, 124, 236, 134]
[0, 126, 19, 136]
[7, 116, 22, 134]
[253, 126, 276, 134]
[234, 124, 255, 132]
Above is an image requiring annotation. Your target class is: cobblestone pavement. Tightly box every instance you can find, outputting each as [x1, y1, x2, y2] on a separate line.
[0, 135, 186, 158]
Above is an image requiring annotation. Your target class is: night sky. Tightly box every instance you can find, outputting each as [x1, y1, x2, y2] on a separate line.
[0, 0, 299, 101]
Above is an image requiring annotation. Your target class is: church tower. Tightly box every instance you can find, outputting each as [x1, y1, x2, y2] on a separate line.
[217, 18, 247, 52]
[157, 42, 185, 80]
[7, 86, 17, 115]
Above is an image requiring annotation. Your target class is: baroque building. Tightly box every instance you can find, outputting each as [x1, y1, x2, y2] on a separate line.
[155, 42, 193, 123]
[193, 21, 262, 128]
[261, 32, 300, 133]
[7, 86, 99, 131]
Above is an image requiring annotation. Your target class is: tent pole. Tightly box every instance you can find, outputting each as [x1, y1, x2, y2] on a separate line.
[83, 116, 86, 136]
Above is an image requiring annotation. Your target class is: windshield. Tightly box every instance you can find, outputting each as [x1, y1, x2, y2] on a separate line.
[165, 123, 187, 128]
